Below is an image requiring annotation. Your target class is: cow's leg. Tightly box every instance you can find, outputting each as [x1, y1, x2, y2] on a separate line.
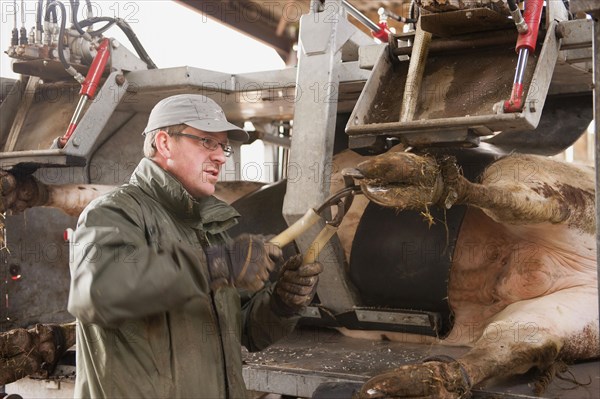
[358, 288, 599, 398]
[355, 153, 595, 233]
[1, 170, 114, 216]
[456, 155, 595, 233]
[458, 286, 599, 382]
[0, 323, 76, 384]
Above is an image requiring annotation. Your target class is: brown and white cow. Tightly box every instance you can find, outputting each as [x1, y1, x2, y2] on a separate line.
[341, 150, 598, 398]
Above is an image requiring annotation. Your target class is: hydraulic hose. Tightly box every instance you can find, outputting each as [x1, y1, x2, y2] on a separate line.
[69, 0, 86, 35]
[11, 0, 18, 46]
[409, 0, 419, 29]
[46, 1, 84, 83]
[78, 17, 116, 35]
[20, 0, 28, 45]
[44, 0, 156, 70]
[45, 0, 57, 23]
[507, 0, 527, 33]
[36, 0, 43, 41]
[115, 18, 157, 69]
[77, 16, 156, 68]
[46, 1, 67, 67]
[84, 0, 92, 18]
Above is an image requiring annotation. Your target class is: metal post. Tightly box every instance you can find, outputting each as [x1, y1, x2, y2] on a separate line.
[570, 0, 600, 346]
[593, 5, 600, 343]
[283, 0, 360, 312]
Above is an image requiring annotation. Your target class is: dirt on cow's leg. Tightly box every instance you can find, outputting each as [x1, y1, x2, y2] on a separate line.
[457, 334, 562, 391]
[356, 359, 471, 399]
[356, 153, 595, 234]
[473, 155, 595, 234]
[356, 152, 444, 209]
[1, 169, 114, 217]
[0, 323, 76, 385]
[356, 335, 563, 399]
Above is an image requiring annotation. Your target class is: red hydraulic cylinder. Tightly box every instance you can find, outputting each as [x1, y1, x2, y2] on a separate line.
[58, 38, 111, 148]
[502, 0, 544, 113]
[372, 21, 391, 43]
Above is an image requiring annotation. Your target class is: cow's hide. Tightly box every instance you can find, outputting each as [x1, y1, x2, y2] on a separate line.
[348, 150, 598, 398]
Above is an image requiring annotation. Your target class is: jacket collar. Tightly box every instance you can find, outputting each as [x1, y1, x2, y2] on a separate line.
[130, 158, 239, 232]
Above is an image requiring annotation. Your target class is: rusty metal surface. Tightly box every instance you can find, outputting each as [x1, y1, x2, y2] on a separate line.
[571, 0, 600, 15]
[346, 39, 537, 143]
[371, 44, 529, 122]
[346, 20, 584, 148]
[176, 0, 412, 59]
[243, 327, 469, 385]
[420, 8, 513, 37]
[393, 28, 518, 56]
[243, 327, 600, 399]
[2, 208, 77, 331]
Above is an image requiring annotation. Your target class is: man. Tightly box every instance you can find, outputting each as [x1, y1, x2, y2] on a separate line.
[68, 94, 323, 398]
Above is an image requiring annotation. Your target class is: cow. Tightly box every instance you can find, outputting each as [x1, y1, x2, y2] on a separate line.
[0, 149, 598, 398]
[341, 149, 598, 398]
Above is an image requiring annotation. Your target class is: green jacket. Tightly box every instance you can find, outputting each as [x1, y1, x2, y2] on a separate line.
[68, 158, 298, 398]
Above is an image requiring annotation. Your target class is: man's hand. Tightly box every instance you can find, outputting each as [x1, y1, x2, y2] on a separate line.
[272, 254, 323, 316]
[206, 234, 282, 292]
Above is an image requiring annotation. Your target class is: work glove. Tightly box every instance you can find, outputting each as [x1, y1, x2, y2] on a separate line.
[205, 234, 282, 292]
[272, 254, 323, 316]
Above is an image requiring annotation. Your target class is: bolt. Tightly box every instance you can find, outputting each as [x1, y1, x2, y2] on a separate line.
[555, 24, 566, 39]
[529, 101, 537, 113]
[73, 137, 81, 147]
[115, 74, 126, 86]
[111, 39, 120, 49]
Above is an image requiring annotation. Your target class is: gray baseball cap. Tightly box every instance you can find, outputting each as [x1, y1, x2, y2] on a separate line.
[143, 94, 249, 142]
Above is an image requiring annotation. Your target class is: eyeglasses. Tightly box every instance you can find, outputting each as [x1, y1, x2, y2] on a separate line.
[171, 133, 233, 157]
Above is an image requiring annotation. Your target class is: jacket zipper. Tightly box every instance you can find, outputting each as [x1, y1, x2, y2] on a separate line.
[209, 292, 230, 398]
[197, 230, 230, 398]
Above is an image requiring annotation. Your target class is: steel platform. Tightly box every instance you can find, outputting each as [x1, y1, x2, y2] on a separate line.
[243, 327, 600, 399]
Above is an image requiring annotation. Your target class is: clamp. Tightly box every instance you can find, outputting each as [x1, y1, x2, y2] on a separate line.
[269, 179, 361, 264]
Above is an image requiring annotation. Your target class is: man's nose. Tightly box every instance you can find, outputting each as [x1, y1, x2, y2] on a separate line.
[210, 147, 227, 164]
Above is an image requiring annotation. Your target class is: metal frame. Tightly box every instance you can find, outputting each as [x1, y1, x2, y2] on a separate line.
[0, 64, 370, 173]
[282, 0, 374, 313]
[345, 18, 589, 149]
[570, 0, 600, 361]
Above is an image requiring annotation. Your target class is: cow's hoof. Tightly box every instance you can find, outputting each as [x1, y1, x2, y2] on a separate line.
[356, 360, 471, 399]
[355, 152, 444, 209]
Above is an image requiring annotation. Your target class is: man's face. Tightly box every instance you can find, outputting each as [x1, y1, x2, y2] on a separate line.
[163, 126, 228, 198]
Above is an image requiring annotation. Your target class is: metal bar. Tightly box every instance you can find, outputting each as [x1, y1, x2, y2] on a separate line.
[399, 20, 432, 122]
[595, 10, 600, 354]
[392, 29, 518, 57]
[571, 0, 600, 359]
[341, 0, 380, 33]
[283, 0, 360, 312]
[4, 77, 39, 152]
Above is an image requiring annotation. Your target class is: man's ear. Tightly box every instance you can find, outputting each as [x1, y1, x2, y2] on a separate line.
[154, 130, 172, 159]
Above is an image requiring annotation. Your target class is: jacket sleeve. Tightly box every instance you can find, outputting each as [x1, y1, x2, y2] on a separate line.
[239, 284, 300, 352]
[67, 196, 210, 327]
